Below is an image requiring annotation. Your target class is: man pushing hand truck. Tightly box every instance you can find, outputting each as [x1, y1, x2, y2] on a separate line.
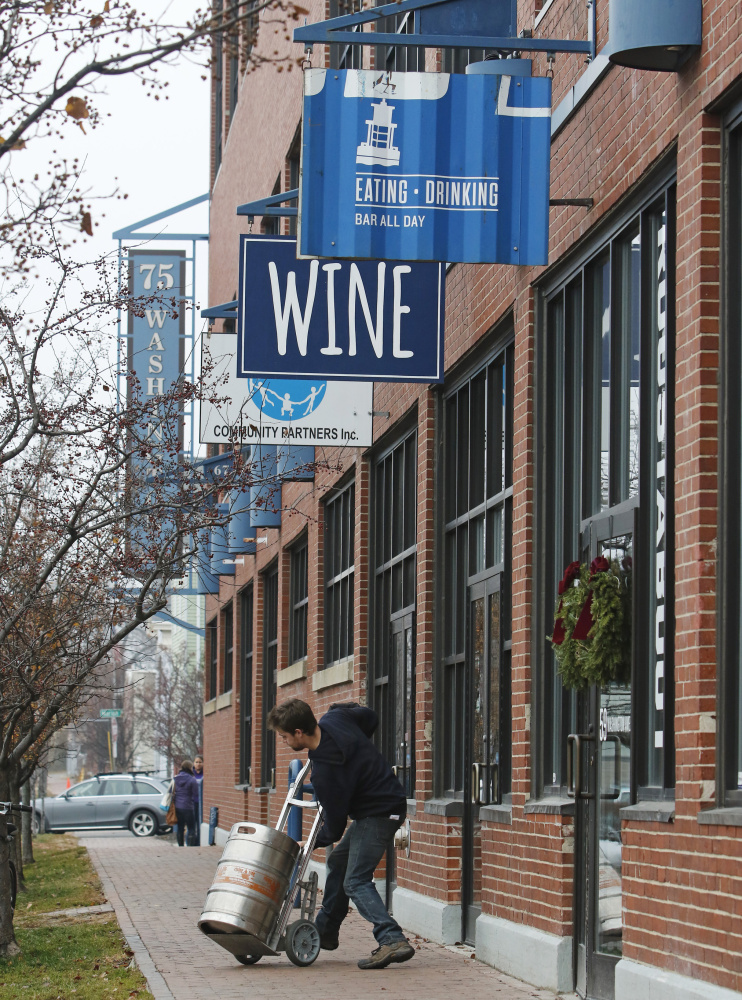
[267, 698, 415, 971]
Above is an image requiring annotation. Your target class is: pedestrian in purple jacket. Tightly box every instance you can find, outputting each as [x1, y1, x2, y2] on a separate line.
[173, 760, 200, 847]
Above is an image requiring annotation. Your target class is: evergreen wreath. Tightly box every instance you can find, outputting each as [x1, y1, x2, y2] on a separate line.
[548, 556, 632, 690]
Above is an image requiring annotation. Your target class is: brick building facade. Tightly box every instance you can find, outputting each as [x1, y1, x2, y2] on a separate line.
[200, 3, 742, 998]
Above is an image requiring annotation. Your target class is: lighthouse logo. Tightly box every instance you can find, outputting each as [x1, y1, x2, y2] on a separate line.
[356, 98, 400, 167]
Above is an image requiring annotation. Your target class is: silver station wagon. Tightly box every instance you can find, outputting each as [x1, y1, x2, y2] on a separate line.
[33, 773, 172, 838]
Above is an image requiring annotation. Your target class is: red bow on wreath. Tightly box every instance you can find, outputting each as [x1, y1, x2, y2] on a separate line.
[552, 561, 581, 645]
[569, 556, 611, 640]
[552, 557, 611, 644]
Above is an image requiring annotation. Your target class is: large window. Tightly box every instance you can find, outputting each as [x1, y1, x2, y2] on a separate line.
[207, 618, 218, 701]
[239, 585, 253, 784]
[222, 601, 233, 694]
[719, 105, 742, 805]
[289, 537, 309, 664]
[261, 564, 278, 787]
[373, 431, 417, 797]
[324, 480, 355, 665]
[536, 178, 676, 799]
[441, 345, 513, 801]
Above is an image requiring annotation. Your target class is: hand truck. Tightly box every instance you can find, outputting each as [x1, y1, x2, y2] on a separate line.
[198, 760, 325, 967]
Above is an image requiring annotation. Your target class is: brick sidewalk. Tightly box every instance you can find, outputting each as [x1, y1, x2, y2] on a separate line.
[81, 834, 577, 1000]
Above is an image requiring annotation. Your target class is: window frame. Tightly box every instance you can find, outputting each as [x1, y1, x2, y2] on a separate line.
[222, 601, 234, 694]
[239, 585, 254, 785]
[532, 162, 677, 802]
[289, 534, 309, 665]
[324, 478, 356, 667]
[438, 333, 514, 801]
[718, 99, 742, 806]
[207, 617, 218, 701]
[371, 427, 418, 797]
[261, 563, 279, 788]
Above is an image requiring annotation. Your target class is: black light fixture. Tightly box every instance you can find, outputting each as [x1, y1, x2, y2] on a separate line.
[608, 0, 702, 72]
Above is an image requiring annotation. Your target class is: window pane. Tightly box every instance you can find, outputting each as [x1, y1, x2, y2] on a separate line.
[403, 436, 417, 550]
[445, 394, 458, 522]
[457, 386, 470, 515]
[324, 482, 355, 665]
[487, 360, 505, 498]
[470, 371, 486, 507]
[240, 585, 253, 783]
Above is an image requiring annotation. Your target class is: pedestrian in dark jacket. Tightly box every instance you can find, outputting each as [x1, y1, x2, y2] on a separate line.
[267, 698, 413, 970]
[173, 760, 200, 847]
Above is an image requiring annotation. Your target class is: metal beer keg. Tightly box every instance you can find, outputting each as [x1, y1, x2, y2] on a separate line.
[198, 822, 300, 942]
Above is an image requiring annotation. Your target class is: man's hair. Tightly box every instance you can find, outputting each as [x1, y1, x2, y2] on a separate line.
[267, 698, 318, 735]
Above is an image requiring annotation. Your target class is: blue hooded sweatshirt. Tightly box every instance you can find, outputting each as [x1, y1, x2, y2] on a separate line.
[173, 769, 200, 811]
[308, 702, 407, 848]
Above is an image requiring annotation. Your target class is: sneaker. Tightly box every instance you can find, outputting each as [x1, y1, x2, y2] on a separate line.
[319, 931, 339, 951]
[357, 939, 415, 970]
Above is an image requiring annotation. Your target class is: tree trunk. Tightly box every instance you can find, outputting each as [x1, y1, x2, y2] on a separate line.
[8, 768, 24, 891]
[21, 781, 33, 867]
[0, 769, 20, 957]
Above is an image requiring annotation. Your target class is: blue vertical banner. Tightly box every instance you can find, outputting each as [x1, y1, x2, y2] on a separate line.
[299, 70, 552, 265]
[126, 250, 186, 560]
[127, 249, 186, 472]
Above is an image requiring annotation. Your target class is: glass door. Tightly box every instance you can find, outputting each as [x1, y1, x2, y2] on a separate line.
[462, 574, 505, 943]
[570, 513, 633, 1000]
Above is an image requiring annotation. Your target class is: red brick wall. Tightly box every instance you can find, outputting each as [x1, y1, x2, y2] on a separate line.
[202, 0, 742, 990]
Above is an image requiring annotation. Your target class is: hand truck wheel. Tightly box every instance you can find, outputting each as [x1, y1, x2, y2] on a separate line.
[284, 920, 320, 967]
[235, 954, 261, 965]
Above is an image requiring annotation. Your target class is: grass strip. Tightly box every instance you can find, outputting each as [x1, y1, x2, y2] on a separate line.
[0, 835, 153, 1000]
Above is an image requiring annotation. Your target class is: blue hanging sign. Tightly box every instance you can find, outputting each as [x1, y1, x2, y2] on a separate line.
[299, 69, 551, 266]
[237, 235, 444, 383]
[127, 249, 186, 471]
[126, 250, 185, 563]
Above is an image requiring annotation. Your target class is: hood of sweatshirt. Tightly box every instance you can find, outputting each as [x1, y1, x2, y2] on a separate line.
[309, 702, 377, 766]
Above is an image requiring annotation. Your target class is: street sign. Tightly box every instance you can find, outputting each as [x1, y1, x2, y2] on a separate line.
[100, 708, 123, 718]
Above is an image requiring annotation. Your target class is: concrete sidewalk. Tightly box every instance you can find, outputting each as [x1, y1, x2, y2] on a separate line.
[81, 834, 577, 1000]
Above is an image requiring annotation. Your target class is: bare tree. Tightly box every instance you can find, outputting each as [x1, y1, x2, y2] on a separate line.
[134, 648, 204, 773]
[0, 247, 302, 954]
[0, 0, 306, 278]
[0, 0, 324, 956]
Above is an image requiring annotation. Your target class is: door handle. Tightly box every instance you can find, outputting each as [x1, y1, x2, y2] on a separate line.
[600, 734, 622, 800]
[391, 765, 399, 777]
[471, 762, 481, 805]
[567, 733, 594, 800]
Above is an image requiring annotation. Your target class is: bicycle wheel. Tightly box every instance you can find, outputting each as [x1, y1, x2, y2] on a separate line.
[9, 860, 16, 911]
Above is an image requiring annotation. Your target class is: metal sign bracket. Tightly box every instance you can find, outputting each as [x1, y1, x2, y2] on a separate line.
[293, 0, 595, 62]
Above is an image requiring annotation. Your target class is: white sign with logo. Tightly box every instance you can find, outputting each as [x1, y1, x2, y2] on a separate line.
[200, 333, 374, 447]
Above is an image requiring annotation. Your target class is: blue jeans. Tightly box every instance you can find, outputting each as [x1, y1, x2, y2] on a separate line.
[314, 816, 405, 946]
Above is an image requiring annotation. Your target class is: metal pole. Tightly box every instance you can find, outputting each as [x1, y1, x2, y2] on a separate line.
[288, 758, 312, 908]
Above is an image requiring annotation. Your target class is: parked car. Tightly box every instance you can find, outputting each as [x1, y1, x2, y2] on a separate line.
[33, 773, 171, 838]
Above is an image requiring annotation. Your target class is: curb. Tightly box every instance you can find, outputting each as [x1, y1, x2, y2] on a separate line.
[86, 847, 175, 1000]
